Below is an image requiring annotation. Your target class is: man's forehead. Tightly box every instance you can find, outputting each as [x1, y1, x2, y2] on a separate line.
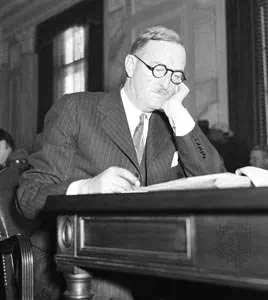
[0, 140, 10, 149]
[251, 150, 266, 157]
[141, 40, 184, 55]
[140, 40, 186, 65]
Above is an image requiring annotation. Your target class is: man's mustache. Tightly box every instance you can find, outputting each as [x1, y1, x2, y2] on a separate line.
[154, 89, 171, 97]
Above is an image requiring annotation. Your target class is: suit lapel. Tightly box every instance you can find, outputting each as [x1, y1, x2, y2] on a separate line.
[146, 110, 173, 162]
[97, 93, 173, 169]
[97, 91, 138, 165]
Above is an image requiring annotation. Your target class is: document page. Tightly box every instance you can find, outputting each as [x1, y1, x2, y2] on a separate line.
[132, 172, 252, 193]
[235, 166, 268, 187]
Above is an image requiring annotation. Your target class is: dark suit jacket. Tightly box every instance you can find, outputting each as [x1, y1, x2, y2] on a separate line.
[17, 91, 225, 220]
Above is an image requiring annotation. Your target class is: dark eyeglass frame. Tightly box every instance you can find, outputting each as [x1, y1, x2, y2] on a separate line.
[133, 54, 186, 85]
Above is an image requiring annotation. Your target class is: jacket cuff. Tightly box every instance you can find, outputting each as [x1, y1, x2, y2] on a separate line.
[173, 105, 195, 136]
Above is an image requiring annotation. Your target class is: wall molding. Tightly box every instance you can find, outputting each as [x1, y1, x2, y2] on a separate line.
[0, 26, 8, 66]
[0, 0, 83, 38]
[15, 27, 35, 54]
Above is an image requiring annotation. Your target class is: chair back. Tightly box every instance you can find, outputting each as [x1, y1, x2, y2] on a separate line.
[0, 165, 34, 300]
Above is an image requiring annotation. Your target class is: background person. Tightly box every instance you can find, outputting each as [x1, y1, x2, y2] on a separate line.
[249, 144, 268, 169]
[0, 128, 15, 170]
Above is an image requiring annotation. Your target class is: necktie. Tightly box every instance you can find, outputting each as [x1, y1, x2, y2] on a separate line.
[133, 113, 145, 164]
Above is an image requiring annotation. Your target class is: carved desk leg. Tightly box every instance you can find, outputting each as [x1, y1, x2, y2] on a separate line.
[63, 268, 93, 300]
[57, 216, 93, 298]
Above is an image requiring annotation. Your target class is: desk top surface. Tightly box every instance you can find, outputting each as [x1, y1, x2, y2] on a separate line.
[44, 187, 268, 214]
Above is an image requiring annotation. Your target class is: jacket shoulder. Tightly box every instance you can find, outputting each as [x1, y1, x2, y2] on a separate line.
[44, 91, 108, 125]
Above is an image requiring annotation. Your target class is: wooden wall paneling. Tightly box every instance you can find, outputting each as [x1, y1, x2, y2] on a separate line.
[226, 0, 258, 151]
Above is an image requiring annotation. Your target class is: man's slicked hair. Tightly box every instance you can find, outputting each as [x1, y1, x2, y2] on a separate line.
[130, 25, 184, 54]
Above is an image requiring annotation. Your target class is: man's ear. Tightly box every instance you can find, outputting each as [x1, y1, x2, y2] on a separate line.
[125, 54, 136, 78]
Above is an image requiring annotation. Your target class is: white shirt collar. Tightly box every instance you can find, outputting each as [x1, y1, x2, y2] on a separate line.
[120, 88, 151, 137]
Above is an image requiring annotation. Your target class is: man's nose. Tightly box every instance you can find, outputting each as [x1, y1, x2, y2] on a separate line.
[160, 72, 172, 89]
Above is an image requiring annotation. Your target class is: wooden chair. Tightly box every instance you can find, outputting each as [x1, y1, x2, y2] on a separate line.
[0, 165, 34, 300]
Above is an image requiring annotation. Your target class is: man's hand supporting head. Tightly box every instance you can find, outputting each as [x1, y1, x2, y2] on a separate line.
[161, 83, 195, 136]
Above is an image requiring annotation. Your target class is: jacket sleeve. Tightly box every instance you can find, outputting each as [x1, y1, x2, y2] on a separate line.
[175, 124, 226, 176]
[16, 94, 81, 220]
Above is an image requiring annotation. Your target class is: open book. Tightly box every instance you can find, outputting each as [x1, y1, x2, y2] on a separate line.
[132, 166, 268, 193]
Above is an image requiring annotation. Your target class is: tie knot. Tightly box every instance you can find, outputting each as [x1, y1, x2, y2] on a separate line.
[139, 113, 145, 124]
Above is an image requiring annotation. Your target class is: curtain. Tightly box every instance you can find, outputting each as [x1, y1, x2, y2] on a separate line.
[255, 0, 268, 144]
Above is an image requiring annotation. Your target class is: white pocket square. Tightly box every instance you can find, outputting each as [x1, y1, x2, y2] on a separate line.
[171, 151, 178, 167]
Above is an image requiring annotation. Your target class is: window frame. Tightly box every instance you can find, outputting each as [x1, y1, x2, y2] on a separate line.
[36, 0, 103, 132]
[53, 24, 89, 102]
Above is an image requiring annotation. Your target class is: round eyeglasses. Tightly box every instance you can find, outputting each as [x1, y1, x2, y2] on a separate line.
[133, 54, 186, 85]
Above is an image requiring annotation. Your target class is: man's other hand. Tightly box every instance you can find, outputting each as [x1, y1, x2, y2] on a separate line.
[67, 167, 141, 195]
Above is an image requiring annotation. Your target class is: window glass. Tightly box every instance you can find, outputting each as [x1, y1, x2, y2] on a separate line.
[53, 26, 87, 101]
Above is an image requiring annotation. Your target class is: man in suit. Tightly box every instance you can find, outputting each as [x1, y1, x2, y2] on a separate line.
[250, 144, 268, 169]
[16, 25, 225, 299]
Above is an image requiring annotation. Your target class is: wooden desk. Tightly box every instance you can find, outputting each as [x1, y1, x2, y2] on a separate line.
[45, 187, 268, 299]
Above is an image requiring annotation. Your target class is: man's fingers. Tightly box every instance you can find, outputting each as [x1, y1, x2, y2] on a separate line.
[176, 83, 190, 103]
[83, 167, 141, 194]
[116, 168, 140, 187]
[111, 176, 138, 192]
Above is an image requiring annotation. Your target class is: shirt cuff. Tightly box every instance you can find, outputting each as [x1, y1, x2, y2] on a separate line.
[173, 105, 195, 136]
[66, 179, 88, 195]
